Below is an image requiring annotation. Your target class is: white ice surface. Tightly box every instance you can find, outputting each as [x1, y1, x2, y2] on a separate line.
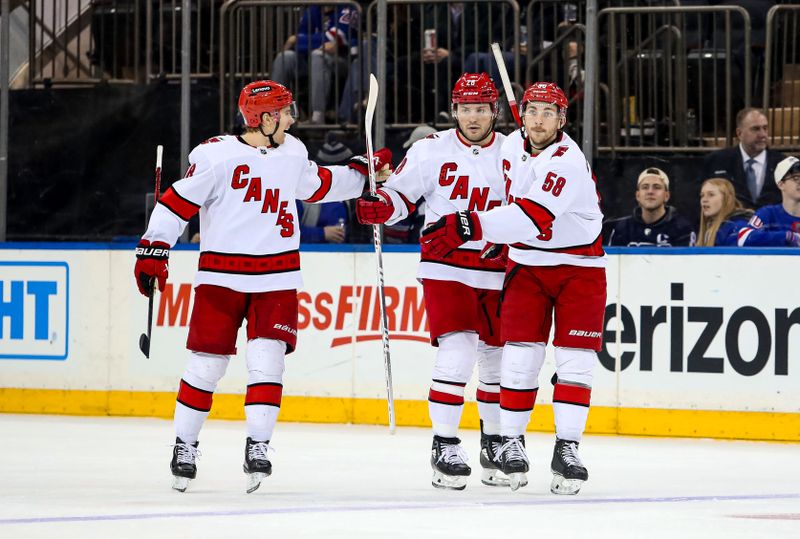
[1, 415, 798, 538]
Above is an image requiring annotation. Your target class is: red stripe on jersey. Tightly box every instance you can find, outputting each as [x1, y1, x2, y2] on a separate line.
[499, 386, 538, 412]
[397, 191, 417, 214]
[159, 187, 201, 221]
[245, 382, 283, 407]
[476, 388, 500, 403]
[420, 245, 506, 272]
[177, 379, 213, 412]
[304, 166, 333, 203]
[429, 389, 465, 406]
[553, 383, 591, 407]
[198, 250, 300, 275]
[514, 198, 555, 233]
[512, 234, 604, 256]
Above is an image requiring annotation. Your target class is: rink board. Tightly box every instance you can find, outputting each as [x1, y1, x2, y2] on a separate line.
[1, 244, 798, 441]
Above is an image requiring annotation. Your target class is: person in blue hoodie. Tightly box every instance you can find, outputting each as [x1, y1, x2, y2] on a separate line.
[737, 156, 800, 247]
[271, 5, 359, 124]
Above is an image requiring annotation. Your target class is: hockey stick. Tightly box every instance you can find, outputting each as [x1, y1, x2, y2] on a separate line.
[139, 145, 164, 359]
[365, 73, 396, 435]
[491, 42, 522, 127]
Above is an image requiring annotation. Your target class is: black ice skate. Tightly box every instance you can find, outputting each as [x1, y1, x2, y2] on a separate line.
[243, 437, 272, 493]
[495, 435, 529, 491]
[430, 435, 471, 490]
[479, 427, 510, 487]
[550, 438, 589, 495]
[170, 437, 200, 492]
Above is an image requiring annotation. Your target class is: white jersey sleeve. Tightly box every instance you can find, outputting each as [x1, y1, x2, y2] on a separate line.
[380, 142, 429, 225]
[142, 144, 219, 246]
[296, 144, 366, 203]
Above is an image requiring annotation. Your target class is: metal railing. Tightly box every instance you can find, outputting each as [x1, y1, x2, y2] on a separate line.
[365, 0, 520, 130]
[597, 5, 750, 154]
[22, 0, 220, 86]
[218, 0, 363, 132]
[763, 4, 800, 150]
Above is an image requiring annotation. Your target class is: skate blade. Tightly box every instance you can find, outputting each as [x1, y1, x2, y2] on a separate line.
[245, 472, 269, 494]
[550, 474, 584, 495]
[480, 467, 510, 487]
[508, 472, 528, 492]
[431, 470, 468, 491]
[171, 476, 191, 492]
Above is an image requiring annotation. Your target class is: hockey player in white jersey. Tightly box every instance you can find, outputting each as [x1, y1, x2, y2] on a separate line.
[356, 73, 509, 490]
[421, 82, 606, 495]
[133, 80, 392, 493]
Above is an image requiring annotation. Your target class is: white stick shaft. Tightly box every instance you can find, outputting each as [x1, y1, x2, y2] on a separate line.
[491, 42, 522, 127]
[365, 73, 396, 434]
[156, 145, 164, 169]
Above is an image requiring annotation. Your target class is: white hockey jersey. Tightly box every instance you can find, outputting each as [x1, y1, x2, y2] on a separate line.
[382, 128, 507, 290]
[142, 134, 366, 292]
[478, 129, 606, 268]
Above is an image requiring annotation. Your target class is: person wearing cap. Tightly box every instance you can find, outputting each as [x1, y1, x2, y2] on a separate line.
[702, 107, 786, 209]
[605, 167, 695, 247]
[737, 156, 800, 246]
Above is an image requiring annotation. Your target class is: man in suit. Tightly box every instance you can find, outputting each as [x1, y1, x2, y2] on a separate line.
[703, 107, 785, 208]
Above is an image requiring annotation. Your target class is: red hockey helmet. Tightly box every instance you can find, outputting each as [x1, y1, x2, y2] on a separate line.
[238, 80, 294, 128]
[520, 81, 568, 119]
[452, 72, 499, 105]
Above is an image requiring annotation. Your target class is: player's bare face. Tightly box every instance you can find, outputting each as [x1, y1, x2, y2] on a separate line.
[454, 103, 494, 144]
[522, 102, 563, 149]
[636, 178, 669, 211]
[700, 183, 723, 218]
[270, 106, 296, 145]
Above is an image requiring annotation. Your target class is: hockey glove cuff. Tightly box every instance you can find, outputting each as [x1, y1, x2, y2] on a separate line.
[356, 190, 395, 225]
[420, 211, 482, 258]
[347, 148, 393, 180]
[479, 242, 508, 267]
[134, 239, 170, 297]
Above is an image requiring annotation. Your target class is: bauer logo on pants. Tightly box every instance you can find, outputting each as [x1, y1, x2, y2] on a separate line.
[0, 261, 69, 360]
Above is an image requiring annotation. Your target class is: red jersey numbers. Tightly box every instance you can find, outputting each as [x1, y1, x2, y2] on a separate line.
[542, 171, 567, 197]
[184, 164, 196, 178]
[230, 164, 295, 236]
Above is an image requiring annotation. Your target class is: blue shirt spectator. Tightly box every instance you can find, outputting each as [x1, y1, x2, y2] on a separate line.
[737, 156, 800, 246]
[297, 201, 348, 243]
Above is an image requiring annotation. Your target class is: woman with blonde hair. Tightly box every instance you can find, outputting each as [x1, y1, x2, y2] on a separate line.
[697, 177, 754, 246]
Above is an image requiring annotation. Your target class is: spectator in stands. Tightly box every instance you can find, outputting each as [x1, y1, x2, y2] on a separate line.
[337, 7, 421, 123]
[296, 134, 354, 243]
[703, 107, 785, 208]
[271, 6, 358, 124]
[737, 156, 800, 247]
[606, 167, 696, 247]
[696, 177, 753, 246]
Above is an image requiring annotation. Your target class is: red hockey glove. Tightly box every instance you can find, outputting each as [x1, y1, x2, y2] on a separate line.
[134, 239, 170, 297]
[347, 148, 393, 179]
[480, 242, 508, 268]
[420, 211, 482, 258]
[356, 189, 394, 224]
